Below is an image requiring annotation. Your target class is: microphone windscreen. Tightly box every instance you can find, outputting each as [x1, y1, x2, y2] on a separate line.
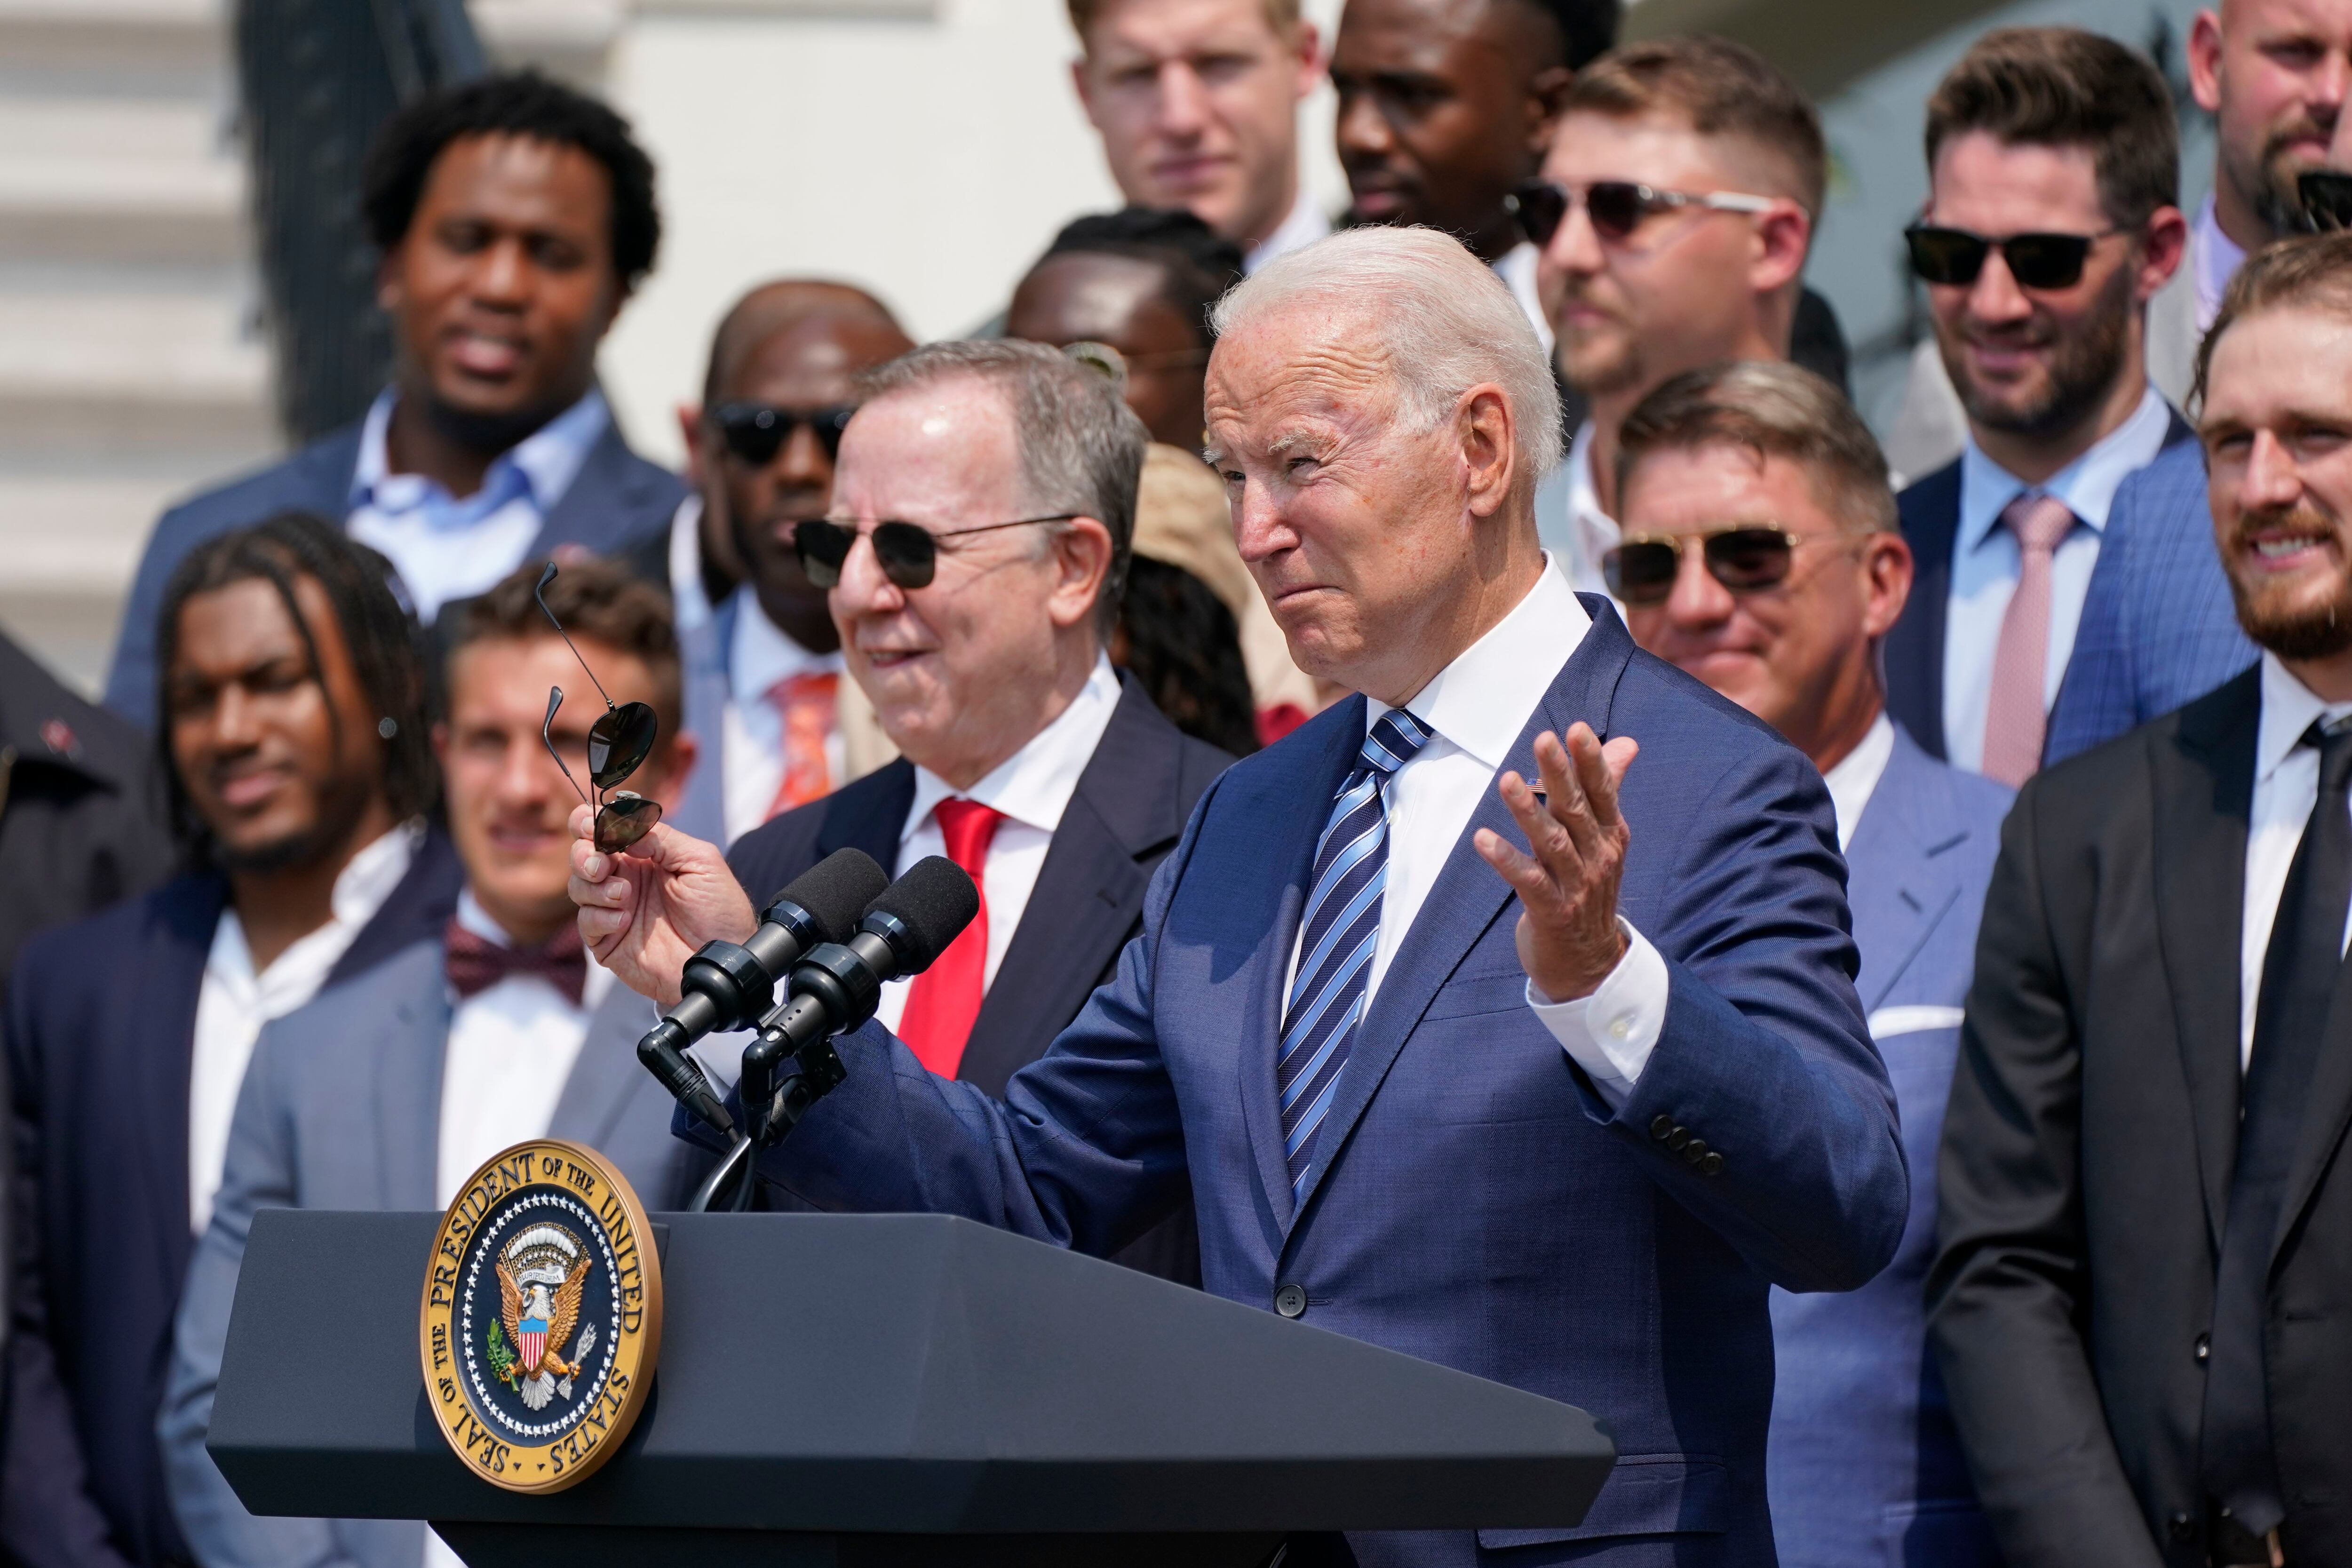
[868, 855, 981, 971]
[775, 848, 889, 943]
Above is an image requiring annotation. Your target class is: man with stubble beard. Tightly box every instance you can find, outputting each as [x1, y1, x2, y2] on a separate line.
[4, 515, 460, 1568]
[669, 282, 915, 846]
[1934, 230, 2352, 1568]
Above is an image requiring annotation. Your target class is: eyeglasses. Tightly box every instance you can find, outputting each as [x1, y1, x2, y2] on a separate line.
[1904, 225, 2122, 290]
[533, 562, 663, 854]
[2301, 170, 2352, 231]
[1603, 525, 1845, 606]
[793, 514, 1081, 591]
[711, 402, 857, 466]
[1509, 178, 1776, 247]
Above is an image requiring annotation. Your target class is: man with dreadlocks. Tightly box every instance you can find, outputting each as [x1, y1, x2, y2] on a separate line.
[2, 513, 461, 1568]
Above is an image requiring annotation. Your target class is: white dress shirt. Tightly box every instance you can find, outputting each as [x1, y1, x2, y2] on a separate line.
[666, 494, 715, 636]
[1244, 193, 1332, 274]
[1533, 422, 1619, 600]
[1941, 384, 2172, 772]
[433, 890, 616, 1207]
[2239, 654, 2352, 1069]
[2193, 193, 2249, 334]
[186, 822, 418, 1233]
[1490, 241, 1555, 352]
[346, 388, 608, 623]
[870, 658, 1125, 1033]
[1820, 712, 1896, 853]
[720, 585, 848, 844]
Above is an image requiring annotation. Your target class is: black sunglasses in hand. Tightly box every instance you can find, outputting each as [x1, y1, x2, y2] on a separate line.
[793, 513, 1081, 591]
[712, 401, 857, 466]
[1904, 223, 2120, 291]
[533, 562, 663, 855]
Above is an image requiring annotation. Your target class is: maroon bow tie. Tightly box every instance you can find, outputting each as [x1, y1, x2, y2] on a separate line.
[445, 918, 588, 1007]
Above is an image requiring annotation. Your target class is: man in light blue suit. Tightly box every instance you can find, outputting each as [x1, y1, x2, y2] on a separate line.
[572, 228, 1908, 1567]
[158, 561, 712, 1568]
[2042, 437, 2257, 765]
[1612, 360, 2010, 1567]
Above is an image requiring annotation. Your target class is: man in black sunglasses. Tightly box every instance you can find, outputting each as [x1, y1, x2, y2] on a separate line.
[1879, 29, 2192, 790]
[663, 280, 914, 848]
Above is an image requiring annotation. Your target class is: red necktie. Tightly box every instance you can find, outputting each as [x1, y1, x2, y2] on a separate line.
[445, 918, 588, 1007]
[764, 672, 839, 820]
[895, 799, 1004, 1077]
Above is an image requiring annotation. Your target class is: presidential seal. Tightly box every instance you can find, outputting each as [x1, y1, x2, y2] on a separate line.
[418, 1140, 661, 1493]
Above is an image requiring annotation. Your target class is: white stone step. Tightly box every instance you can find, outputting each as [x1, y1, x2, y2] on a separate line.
[0, 285, 272, 453]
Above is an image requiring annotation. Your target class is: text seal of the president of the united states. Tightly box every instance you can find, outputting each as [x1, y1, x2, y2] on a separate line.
[418, 1139, 662, 1492]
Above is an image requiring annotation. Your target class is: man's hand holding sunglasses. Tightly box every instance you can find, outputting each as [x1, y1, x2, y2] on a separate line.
[567, 808, 755, 1010]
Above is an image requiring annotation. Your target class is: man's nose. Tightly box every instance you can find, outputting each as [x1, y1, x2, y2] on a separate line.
[1662, 541, 1737, 628]
[1157, 60, 1210, 135]
[2241, 430, 2306, 512]
[1963, 248, 2034, 326]
[497, 738, 556, 805]
[835, 528, 906, 617]
[1335, 89, 1392, 162]
[771, 425, 834, 494]
[469, 236, 532, 307]
[1546, 194, 1607, 278]
[1230, 479, 1292, 564]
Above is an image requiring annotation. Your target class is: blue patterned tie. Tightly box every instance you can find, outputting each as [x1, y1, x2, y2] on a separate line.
[1278, 707, 1433, 1193]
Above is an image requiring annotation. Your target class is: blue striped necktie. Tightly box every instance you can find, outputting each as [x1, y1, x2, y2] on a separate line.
[1278, 707, 1433, 1194]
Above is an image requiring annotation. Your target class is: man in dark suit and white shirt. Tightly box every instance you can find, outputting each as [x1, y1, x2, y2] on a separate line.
[572, 227, 1905, 1566]
[1934, 231, 2352, 1568]
[1878, 29, 2191, 787]
[159, 558, 710, 1568]
[105, 72, 684, 731]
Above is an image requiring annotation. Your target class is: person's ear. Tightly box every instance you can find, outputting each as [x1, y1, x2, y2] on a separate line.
[376, 244, 407, 316]
[1046, 517, 1116, 631]
[1749, 201, 1812, 298]
[645, 731, 699, 812]
[1859, 528, 1914, 641]
[2134, 206, 2191, 305]
[432, 720, 450, 768]
[2188, 8, 2225, 115]
[1071, 56, 1104, 129]
[1458, 385, 1516, 519]
[1289, 19, 1325, 94]
[679, 404, 712, 491]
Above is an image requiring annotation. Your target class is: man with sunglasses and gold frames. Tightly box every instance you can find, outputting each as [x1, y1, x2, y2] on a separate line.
[1612, 360, 2013, 1568]
[1879, 30, 2191, 793]
[1521, 37, 1826, 600]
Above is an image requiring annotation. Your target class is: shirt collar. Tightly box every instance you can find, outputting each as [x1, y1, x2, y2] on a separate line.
[1957, 383, 2171, 557]
[1820, 710, 1897, 852]
[2257, 651, 2352, 784]
[1243, 193, 1332, 275]
[726, 583, 843, 703]
[903, 657, 1124, 842]
[1370, 555, 1592, 772]
[349, 386, 610, 517]
[2194, 193, 2247, 333]
[207, 819, 421, 991]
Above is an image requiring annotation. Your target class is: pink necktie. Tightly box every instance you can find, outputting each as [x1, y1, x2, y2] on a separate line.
[1981, 493, 2076, 787]
[763, 672, 838, 820]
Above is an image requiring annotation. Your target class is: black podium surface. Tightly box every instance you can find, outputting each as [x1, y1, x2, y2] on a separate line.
[211, 1210, 1614, 1566]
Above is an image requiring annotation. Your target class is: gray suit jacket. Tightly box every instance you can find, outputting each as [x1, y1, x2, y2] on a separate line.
[155, 940, 709, 1568]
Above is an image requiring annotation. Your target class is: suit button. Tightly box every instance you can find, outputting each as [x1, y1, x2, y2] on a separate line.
[2195, 1332, 2210, 1364]
[1650, 1114, 1674, 1142]
[1681, 1138, 1710, 1166]
[1666, 1126, 1691, 1151]
[1274, 1283, 1307, 1319]
[1700, 1152, 1724, 1177]
[2168, 1511, 2198, 1543]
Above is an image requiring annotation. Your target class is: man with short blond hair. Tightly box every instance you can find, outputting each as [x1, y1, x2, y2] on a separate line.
[1067, 0, 1327, 270]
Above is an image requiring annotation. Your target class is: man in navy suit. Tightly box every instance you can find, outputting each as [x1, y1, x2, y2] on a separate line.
[105, 71, 684, 731]
[1612, 360, 2010, 1568]
[1881, 30, 2190, 787]
[4, 516, 461, 1568]
[159, 558, 711, 1568]
[574, 227, 1905, 1566]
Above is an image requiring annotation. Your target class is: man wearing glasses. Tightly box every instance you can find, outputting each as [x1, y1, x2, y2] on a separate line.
[1879, 29, 2190, 788]
[1610, 359, 2011, 1568]
[1520, 37, 1826, 598]
[667, 280, 914, 846]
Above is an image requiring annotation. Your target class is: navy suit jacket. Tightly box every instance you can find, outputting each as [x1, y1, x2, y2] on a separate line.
[1766, 725, 2011, 1568]
[723, 602, 1908, 1567]
[1883, 412, 2195, 764]
[102, 414, 686, 729]
[2042, 439, 2258, 767]
[0, 835, 463, 1568]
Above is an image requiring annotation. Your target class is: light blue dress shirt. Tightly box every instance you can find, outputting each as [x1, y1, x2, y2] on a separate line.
[1941, 385, 2171, 772]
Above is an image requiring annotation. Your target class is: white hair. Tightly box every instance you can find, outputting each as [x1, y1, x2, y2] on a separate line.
[1209, 226, 1564, 485]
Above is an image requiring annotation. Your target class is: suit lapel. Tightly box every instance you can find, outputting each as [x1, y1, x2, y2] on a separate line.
[1287, 603, 1635, 1222]
[1888, 464, 1960, 763]
[330, 827, 463, 988]
[2151, 669, 2260, 1249]
[1240, 700, 1367, 1234]
[1843, 731, 1964, 1014]
[137, 874, 230, 1274]
[815, 760, 914, 872]
[530, 417, 667, 558]
[372, 954, 453, 1210]
[958, 681, 1182, 1098]
[550, 984, 658, 1151]
[672, 587, 733, 847]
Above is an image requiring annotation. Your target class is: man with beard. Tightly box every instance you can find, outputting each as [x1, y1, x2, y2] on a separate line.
[103, 72, 684, 731]
[1878, 30, 2189, 786]
[1520, 37, 1826, 595]
[668, 281, 914, 847]
[3, 515, 461, 1568]
[1933, 231, 2352, 1568]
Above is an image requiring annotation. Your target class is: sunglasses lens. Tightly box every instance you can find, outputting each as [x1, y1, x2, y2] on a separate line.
[1906, 227, 1987, 286]
[794, 520, 854, 588]
[2302, 171, 2352, 231]
[587, 702, 658, 790]
[1512, 181, 1567, 246]
[1603, 542, 1681, 606]
[812, 405, 856, 461]
[872, 521, 940, 590]
[2000, 233, 2092, 290]
[1586, 182, 1648, 240]
[1704, 529, 1796, 591]
[595, 792, 663, 855]
[716, 405, 787, 465]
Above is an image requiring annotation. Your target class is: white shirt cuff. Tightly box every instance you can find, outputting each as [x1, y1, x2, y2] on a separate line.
[1526, 917, 1669, 1110]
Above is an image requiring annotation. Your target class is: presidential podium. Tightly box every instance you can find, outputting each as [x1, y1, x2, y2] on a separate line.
[208, 1209, 1615, 1568]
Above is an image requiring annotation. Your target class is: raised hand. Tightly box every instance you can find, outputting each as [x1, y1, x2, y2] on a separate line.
[567, 804, 757, 1008]
[1473, 723, 1640, 1003]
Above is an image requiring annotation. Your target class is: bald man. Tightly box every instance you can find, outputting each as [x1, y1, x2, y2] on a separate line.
[666, 281, 915, 845]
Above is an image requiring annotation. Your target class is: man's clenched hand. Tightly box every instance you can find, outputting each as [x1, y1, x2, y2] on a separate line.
[568, 804, 758, 1008]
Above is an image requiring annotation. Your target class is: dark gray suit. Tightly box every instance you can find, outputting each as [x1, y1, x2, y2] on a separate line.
[156, 939, 708, 1568]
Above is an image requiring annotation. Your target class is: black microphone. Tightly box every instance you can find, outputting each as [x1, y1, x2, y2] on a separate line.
[635, 847, 889, 1136]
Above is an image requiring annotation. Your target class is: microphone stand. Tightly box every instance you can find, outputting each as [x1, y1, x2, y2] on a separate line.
[685, 1002, 852, 1213]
